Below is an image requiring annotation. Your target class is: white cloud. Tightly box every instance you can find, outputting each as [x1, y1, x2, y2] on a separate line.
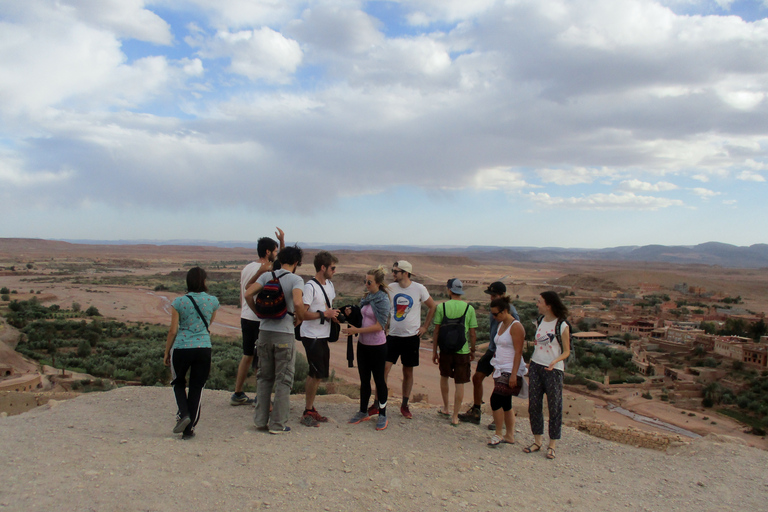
[472, 167, 529, 192]
[528, 191, 684, 210]
[617, 179, 678, 192]
[737, 170, 766, 182]
[536, 167, 619, 186]
[390, 0, 497, 25]
[0, 1, 185, 117]
[61, 0, 172, 44]
[691, 187, 720, 198]
[172, 0, 307, 29]
[194, 28, 302, 83]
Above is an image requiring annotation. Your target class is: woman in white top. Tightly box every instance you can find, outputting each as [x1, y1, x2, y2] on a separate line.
[487, 297, 525, 447]
[523, 291, 570, 460]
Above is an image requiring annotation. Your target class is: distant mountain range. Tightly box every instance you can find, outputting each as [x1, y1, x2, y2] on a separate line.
[56, 239, 768, 268]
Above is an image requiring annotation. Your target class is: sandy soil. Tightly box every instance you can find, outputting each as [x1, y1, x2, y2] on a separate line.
[1, 386, 767, 512]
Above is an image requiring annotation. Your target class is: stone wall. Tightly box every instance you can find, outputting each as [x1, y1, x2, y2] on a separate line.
[0, 391, 78, 416]
[576, 418, 688, 451]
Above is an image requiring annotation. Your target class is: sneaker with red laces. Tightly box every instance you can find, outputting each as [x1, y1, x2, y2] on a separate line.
[400, 404, 413, 419]
[304, 408, 328, 422]
[367, 404, 380, 416]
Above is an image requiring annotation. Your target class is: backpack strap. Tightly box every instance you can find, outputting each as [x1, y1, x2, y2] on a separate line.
[311, 278, 332, 308]
[311, 278, 333, 324]
[186, 294, 210, 333]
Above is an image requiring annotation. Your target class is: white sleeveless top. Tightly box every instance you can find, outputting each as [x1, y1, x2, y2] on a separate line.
[490, 320, 527, 378]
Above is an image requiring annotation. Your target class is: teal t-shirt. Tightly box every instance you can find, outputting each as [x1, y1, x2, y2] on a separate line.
[433, 299, 478, 354]
[171, 292, 219, 349]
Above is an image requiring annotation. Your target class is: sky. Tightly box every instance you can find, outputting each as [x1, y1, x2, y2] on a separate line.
[1, 0, 768, 249]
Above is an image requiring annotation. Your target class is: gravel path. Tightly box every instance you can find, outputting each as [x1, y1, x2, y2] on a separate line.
[2, 386, 767, 512]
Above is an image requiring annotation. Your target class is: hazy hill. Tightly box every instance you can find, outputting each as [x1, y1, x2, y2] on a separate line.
[3, 239, 768, 268]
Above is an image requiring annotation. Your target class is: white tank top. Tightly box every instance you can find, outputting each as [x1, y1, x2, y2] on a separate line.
[490, 320, 527, 378]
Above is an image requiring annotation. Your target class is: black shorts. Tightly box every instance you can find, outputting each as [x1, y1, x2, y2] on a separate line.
[385, 335, 420, 367]
[241, 318, 260, 358]
[301, 337, 331, 379]
[476, 349, 495, 376]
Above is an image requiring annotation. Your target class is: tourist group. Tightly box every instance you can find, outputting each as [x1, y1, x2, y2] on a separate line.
[164, 228, 571, 460]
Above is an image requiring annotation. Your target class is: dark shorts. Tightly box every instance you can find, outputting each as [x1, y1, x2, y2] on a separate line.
[475, 349, 495, 376]
[301, 337, 331, 379]
[438, 353, 471, 383]
[385, 335, 421, 367]
[241, 318, 260, 358]
[491, 392, 512, 412]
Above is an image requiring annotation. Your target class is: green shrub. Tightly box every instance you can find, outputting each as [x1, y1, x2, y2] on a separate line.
[1, 294, 8, 301]
[0, 287, 9, 294]
[77, 339, 92, 357]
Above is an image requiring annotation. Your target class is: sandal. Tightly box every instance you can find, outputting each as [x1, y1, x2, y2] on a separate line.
[437, 410, 451, 418]
[523, 442, 541, 453]
[546, 447, 556, 459]
[487, 435, 502, 447]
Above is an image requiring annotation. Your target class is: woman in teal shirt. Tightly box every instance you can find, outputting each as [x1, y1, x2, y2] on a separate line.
[163, 267, 219, 439]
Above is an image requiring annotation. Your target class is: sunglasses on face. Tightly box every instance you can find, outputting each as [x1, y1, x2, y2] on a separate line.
[392, 269, 404, 274]
[491, 311, 501, 317]
[364, 280, 374, 285]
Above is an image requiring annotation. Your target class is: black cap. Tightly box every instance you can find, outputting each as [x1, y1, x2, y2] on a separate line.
[484, 281, 506, 295]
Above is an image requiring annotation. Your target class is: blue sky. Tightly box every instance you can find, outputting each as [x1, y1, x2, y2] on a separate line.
[1, 0, 768, 248]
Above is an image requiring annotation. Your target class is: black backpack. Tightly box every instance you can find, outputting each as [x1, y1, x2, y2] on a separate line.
[437, 302, 470, 354]
[254, 271, 293, 320]
[536, 315, 573, 365]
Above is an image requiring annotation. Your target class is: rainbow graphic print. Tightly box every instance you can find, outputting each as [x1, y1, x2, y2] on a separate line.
[392, 293, 414, 322]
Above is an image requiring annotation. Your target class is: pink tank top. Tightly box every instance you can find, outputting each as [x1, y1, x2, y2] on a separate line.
[359, 304, 386, 346]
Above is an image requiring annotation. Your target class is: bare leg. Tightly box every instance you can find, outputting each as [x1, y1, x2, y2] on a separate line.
[503, 409, 515, 443]
[305, 376, 319, 410]
[439, 376, 450, 413]
[234, 355, 254, 393]
[472, 371, 486, 406]
[402, 366, 414, 401]
[452, 382, 464, 425]
[492, 408, 504, 438]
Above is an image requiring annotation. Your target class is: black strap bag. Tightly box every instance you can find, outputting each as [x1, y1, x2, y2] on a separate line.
[311, 278, 340, 342]
[437, 302, 470, 354]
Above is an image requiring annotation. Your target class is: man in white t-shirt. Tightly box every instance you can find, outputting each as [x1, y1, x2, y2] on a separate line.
[298, 251, 340, 426]
[372, 260, 436, 419]
[230, 228, 285, 406]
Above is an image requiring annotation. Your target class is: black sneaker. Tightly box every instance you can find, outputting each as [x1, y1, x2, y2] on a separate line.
[230, 393, 254, 406]
[458, 407, 481, 425]
[173, 416, 191, 434]
[181, 430, 195, 440]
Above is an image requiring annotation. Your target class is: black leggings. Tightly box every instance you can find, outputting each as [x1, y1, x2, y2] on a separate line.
[357, 343, 388, 414]
[490, 392, 512, 412]
[171, 347, 211, 431]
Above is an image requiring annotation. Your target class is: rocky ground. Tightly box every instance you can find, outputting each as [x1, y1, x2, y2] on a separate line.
[1, 386, 767, 512]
